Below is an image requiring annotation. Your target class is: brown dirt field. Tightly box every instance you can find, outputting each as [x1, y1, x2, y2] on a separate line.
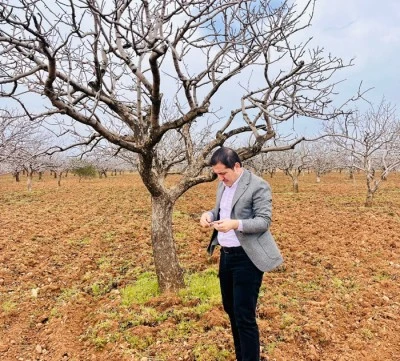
[0, 171, 399, 361]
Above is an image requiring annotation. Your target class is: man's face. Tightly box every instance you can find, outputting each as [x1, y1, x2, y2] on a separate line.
[212, 162, 242, 187]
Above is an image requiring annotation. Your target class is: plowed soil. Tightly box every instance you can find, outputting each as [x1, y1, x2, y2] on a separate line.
[0, 171, 399, 361]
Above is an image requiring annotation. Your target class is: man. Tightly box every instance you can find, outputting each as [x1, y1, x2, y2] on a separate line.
[200, 147, 283, 361]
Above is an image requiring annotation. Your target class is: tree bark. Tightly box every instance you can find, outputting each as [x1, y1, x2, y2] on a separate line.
[58, 172, 63, 186]
[27, 172, 33, 192]
[293, 177, 299, 193]
[365, 191, 374, 207]
[151, 195, 185, 292]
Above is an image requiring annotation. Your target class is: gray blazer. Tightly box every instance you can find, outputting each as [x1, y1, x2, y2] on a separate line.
[207, 169, 283, 272]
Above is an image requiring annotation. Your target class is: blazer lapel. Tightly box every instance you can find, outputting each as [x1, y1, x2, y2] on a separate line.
[231, 169, 251, 209]
[215, 182, 225, 209]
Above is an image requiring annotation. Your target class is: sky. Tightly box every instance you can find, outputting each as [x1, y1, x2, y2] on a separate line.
[1, 0, 399, 141]
[272, 0, 400, 136]
[188, 0, 400, 138]
[297, 0, 400, 107]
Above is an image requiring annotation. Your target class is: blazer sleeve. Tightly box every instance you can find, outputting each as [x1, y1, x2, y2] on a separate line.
[240, 179, 272, 234]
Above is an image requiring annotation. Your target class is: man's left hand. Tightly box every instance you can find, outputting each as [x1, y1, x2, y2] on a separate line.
[212, 219, 239, 233]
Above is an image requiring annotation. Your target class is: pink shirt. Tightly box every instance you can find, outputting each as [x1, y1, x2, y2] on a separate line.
[216, 171, 244, 247]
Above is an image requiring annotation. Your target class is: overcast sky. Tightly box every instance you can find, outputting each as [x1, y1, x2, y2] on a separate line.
[298, 0, 400, 106]
[275, 0, 400, 136]
[1, 1, 398, 139]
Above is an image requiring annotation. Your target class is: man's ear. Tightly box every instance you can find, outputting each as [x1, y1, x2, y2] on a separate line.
[234, 162, 241, 169]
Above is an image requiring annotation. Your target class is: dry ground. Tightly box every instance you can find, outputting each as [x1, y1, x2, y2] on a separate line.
[0, 171, 399, 361]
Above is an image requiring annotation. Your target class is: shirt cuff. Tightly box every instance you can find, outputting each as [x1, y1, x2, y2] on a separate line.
[237, 220, 243, 231]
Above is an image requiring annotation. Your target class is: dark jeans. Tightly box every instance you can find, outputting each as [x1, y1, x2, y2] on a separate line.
[219, 247, 264, 361]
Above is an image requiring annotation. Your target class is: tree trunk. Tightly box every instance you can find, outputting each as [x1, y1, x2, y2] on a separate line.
[365, 191, 374, 207]
[27, 172, 33, 192]
[293, 177, 299, 193]
[14, 172, 20, 182]
[151, 195, 185, 292]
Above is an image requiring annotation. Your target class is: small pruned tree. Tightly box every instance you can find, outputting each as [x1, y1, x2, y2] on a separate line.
[276, 145, 311, 192]
[0, 0, 362, 291]
[326, 100, 400, 206]
[71, 161, 97, 182]
[306, 140, 338, 183]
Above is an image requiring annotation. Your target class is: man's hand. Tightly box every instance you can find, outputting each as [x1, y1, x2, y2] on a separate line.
[200, 212, 213, 227]
[212, 219, 239, 233]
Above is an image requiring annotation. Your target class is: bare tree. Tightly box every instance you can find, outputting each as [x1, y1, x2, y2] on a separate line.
[306, 140, 338, 182]
[0, 110, 54, 189]
[0, 0, 361, 291]
[47, 153, 71, 186]
[276, 145, 311, 192]
[13, 146, 53, 191]
[243, 152, 281, 178]
[326, 100, 400, 206]
[0, 109, 38, 164]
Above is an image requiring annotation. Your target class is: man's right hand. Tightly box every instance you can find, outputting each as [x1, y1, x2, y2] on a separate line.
[200, 212, 213, 227]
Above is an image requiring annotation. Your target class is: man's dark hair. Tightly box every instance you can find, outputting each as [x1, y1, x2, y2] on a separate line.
[210, 147, 242, 169]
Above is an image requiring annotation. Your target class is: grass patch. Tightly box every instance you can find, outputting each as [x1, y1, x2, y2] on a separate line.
[57, 287, 81, 304]
[373, 271, 391, 282]
[179, 268, 220, 304]
[68, 237, 91, 246]
[173, 210, 190, 219]
[280, 312, 296, 329]
[120, 272, 159, 306]
[96, 256, 111, 270]
[124, 334, 154, 350]
[101, 232, 116, 242]
[193, 343, 230, 361]
[2, 300, 17, 314]
[82, 320, 119, 350]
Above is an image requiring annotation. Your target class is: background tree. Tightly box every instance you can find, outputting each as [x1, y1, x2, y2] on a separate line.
[326, 100, 400, 206]
[244, 152, 281, 178]
[306, 140, 338, 183]
[0, 109, 39, 165]
[276, 144, 311, 192]
[70, 160, 97, 181]
[47, 153, 70, 186]
[0, 111, 53, 190]
[0, 0, 361, 291]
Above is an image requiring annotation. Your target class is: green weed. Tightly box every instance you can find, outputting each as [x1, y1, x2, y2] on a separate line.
[124, 334, 154, 350]
[120, 272, 159, 306]
[68, 237, 91, 246]
[192, 343, 230, 361]
[179, 268, 220, 305]
[360, 328, 374, 340]
[2, 300, 17, 314]
[57, 287, 81, 304]
[373, 271, 391, 282]
[280, 313, 296, 329]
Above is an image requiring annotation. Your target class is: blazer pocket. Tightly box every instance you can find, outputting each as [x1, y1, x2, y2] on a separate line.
[256, 232, 282, 260]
